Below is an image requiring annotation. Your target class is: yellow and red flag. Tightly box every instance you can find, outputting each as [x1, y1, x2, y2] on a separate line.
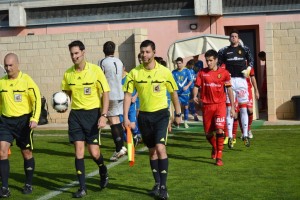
[126, 126, 135, 167]
[8, 148, 11, 157]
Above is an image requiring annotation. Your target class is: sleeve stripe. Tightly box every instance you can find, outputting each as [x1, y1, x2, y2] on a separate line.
[126, 80, 134, 92]
[97, 80, 104, 92]
[28, 88, 37, 119]
[114, 62, 118, 74]
[166, 81, 175, 90]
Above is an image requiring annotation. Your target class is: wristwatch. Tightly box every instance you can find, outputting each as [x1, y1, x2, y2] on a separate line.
[101, 113, 108, 118]
[175, 113, 181, 117]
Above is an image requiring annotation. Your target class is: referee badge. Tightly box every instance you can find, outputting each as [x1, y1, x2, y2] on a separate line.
[153, 84, 160, 93]
[14, 94, 22, 102]
[218, 74, 222, 79]
[84, 87, 91, 95]
[238, 50, 242, 54]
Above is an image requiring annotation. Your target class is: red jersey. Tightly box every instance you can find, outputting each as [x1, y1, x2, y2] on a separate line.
[246, 67, 255, 89]
[195, 67, 231, 104]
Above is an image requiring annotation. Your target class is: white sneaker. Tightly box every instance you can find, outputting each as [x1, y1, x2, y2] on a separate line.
[109, 147, 127, 162]
[248, 130, 253, 139]
[184, 122, 189, 129]
[120, 146, 127, 155]
[109, 151, 119, 162]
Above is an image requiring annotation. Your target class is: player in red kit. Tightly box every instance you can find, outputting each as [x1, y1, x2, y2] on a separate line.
[193, 49, 235, 166]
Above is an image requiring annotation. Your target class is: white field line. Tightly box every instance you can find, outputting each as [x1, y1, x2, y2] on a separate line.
[36, 146, 148, 200]
[35, 126, 300, 199]
[35, 127, 300, 138]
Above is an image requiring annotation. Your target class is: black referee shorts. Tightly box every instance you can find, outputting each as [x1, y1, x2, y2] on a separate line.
[68, 108, 101, 145]
[0, 114, 33, 150]
[138, 108, 169, 148]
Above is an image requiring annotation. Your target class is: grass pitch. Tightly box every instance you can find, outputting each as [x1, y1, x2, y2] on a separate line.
[7, 122, 300, 200]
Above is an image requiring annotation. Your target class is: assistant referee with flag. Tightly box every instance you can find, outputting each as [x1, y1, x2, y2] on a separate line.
[0, 53, 41, 197]
[123, 40, 181, 200]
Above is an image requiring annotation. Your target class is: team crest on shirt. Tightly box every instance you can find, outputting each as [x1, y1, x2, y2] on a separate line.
[84, 87, 91, 95]
[14, 94, 22, 102]
[153, 84, 160, 93]
[238, 50, 242, 54]
[218, 74, 222, 79]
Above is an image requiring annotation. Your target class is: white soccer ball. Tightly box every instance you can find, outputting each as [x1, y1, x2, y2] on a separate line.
[51, 92, 70, 112]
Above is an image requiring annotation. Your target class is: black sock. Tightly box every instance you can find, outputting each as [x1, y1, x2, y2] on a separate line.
[93, 154, 107, 175]
[24, 157, 35, 185]
[0, 159, 9, 188]
[150, 159, 160, 184]
[158, 158, 168, 188]
[75, 158, 85, 189]
[110, 123, 124, 152]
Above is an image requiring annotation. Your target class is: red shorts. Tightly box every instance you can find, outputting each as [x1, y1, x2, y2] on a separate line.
[202, 103, 226, 133]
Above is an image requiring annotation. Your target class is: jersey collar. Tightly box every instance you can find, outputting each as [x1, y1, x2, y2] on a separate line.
[72, 61, 90, 72]
[6, 71, 22, 80]
[142, 60, 158, 71]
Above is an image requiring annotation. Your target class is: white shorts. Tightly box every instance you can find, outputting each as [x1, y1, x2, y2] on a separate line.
[226, 77, 249, 104]
[108, 100, 123, 117]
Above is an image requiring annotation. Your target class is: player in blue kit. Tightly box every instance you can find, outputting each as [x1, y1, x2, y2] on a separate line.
[172, 57, 193, 128]
[186, 59, 199, 121]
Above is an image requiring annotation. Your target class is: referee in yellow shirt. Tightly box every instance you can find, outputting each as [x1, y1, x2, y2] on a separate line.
[0, 53, 41, 197]
[123, 40, 181, 200]
[61, 40, 110, 198]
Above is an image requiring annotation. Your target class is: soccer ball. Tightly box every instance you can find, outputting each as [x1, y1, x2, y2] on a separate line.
[51, 92, 70, 112]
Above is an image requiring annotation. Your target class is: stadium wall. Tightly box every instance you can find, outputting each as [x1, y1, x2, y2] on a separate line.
[0, 28, 148, 123]
[265, 21, 300, 121]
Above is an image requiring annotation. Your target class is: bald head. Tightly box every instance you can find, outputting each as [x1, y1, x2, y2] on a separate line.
[4, 53, 20, 79]
[4, 53, 19, 64]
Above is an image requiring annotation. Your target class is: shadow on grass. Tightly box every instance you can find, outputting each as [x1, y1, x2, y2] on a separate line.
[167, 143, 204, 150]
[168, 152, 216, 165]
[171, 131, 204, 136]
[45, 141, 115, 152]
[9, 171, 75, 194]
[46, 141, 71, 146]
[90, 181, 150, 197]
[169, 136, 204, 143]
[34, 148, 74, 157]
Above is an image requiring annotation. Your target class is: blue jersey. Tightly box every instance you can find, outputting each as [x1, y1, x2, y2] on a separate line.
[121, 74, 137, 122]
[194, 60, 203, 74]
[122, 74, 137, 96]
[172, 68, 192, 95]
[166, 91, 171, 108]
[188, 68, 196, 90]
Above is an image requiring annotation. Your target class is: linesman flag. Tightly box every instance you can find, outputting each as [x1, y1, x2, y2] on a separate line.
[8, 148, 11, 157]
[126, 126, 135, 167]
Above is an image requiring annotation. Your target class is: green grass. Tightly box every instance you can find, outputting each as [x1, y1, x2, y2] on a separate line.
[7, 124, 300, 199]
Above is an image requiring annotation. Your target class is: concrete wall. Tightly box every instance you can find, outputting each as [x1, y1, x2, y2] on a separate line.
[0, 28, 148, 123]
[265, 21, 300, 120]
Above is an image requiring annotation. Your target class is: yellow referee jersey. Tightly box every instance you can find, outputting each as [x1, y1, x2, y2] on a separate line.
[0, 71, 41, 122]
[123, 61, 178, 112]
[61, 62, 110, 110]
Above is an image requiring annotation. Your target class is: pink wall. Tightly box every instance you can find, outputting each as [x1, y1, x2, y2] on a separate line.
[0, 17, 211, 61]
[1, 13, 299, 85]
[1, 13, 299, 59]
